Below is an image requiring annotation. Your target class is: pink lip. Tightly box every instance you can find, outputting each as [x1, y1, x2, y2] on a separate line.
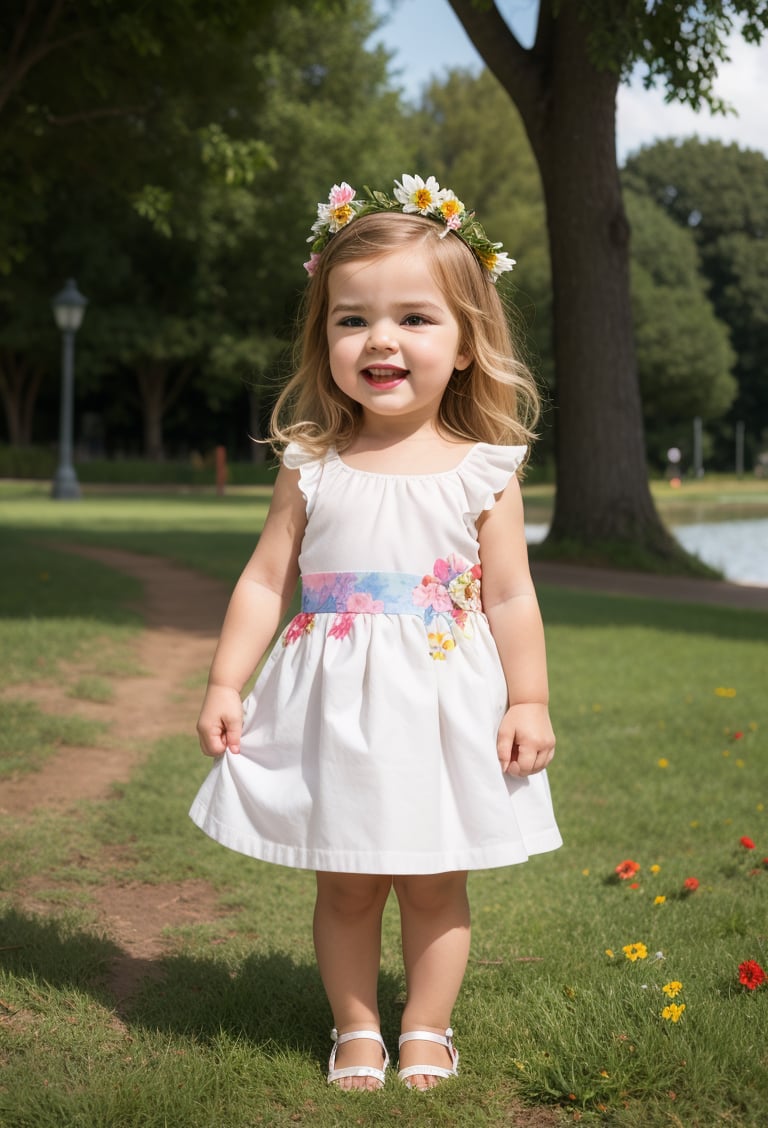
[362, 366, 408, 390]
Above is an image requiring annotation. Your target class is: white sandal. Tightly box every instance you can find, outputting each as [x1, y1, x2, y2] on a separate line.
[397, 1027, 459, 1088]
[327, 1027, 390, 1088]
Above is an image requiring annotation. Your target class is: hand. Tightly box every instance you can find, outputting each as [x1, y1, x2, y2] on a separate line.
[497, 702, 555, 777]
[197, 685, 244, 757]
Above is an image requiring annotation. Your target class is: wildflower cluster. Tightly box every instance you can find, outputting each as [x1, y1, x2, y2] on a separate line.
[612, 856, 699, 899]
[304, 175, 516, 283]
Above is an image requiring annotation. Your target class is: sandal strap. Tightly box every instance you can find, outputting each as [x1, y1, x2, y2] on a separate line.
[396, 1028, 459, 1085]
[328, 1027, 390, 1086]
[398, 1027, 454, 1050]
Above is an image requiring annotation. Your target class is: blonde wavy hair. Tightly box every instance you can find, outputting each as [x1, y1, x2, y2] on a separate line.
[270, 212, 539, 461]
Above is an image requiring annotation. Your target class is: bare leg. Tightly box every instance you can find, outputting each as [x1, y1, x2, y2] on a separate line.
[313, 871, 392, 1090]
[393, 871, 470, 1090]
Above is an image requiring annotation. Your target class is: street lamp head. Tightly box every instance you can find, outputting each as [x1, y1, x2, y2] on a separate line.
[52, 278, 88, 332]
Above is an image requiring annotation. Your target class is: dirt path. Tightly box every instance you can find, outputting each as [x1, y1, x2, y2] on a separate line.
[4, 546, 232, 1006]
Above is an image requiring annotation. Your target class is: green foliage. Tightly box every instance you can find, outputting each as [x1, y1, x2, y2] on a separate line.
[626, 189, 737, 462]
[583, 0, 768, 111]
[625, 138, 768, 467]
[0, 0, 413, 459]
[411, 68, 552, 384]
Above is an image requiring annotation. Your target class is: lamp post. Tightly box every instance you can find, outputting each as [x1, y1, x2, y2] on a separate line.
[51, 278, 88, 500]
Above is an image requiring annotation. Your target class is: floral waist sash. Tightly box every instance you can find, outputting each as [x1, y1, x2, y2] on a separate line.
[301, 563, 483, 619]
[287, 560, 483, 660]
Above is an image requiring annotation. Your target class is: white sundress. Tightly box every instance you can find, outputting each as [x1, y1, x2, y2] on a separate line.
[189, 441, 562, 874]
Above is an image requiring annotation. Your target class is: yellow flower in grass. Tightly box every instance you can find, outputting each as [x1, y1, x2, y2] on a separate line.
[662, 981, 683, 998]
[650, 864, 661, 875]
[622, 942, 648, 962]
[654, 895, 666, 905]
[661, 1002, 686, 1023]
[605, 949, 615, 959]
[657, 758, 670, 768]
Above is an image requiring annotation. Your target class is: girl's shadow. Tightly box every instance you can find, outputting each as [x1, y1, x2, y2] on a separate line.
[1, 906, 402, 1060]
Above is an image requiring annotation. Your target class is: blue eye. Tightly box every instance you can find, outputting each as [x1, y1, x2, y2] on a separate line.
[403, 314, 429, 326]
[338, 315, 367, 327]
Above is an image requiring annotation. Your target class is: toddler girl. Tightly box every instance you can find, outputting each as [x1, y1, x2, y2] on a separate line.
[191, 174, 561, 1092]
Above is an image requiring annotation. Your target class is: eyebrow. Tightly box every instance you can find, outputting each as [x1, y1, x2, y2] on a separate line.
[329, 300, 446, 315]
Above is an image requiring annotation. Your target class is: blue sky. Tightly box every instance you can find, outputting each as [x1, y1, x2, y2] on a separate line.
[371, 0, 768, 161]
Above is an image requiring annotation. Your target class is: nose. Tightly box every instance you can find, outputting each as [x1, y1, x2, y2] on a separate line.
[366, 320, 397, 352]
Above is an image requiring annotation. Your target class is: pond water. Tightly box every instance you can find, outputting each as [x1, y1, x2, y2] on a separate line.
[525, 517, 768, 587]
[673, 518, 768, 586]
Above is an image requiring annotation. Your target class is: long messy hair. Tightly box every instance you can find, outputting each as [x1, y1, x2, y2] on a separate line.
[270, 212, 540, 460]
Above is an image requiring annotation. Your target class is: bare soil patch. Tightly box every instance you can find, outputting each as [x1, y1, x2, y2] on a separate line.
[4, 546, 231, 1003]
[3, 546, 229, 812]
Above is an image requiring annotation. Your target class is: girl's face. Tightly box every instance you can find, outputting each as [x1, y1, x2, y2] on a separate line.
[326, 246, 470, 430]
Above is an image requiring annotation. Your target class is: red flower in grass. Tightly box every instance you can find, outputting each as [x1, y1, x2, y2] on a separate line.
[615, 859, 640, 881]
[682, 877, 699, 892]
[738, 960, 766, 990]
[740, 837, 756, 850]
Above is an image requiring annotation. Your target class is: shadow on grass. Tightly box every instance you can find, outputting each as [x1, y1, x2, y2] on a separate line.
[538, 585, 768, 642]
[0, 907, 401, 1061]
[0, 530, 142, 624]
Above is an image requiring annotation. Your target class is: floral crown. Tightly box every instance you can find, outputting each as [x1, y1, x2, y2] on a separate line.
[304, 173, 516, 284]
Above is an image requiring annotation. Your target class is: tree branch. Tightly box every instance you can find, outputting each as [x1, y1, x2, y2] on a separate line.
[447, 0, 541, 110]
[8, 0, 40, 69]
[0, 27, 89, 115]
[46, 104, 149, 126]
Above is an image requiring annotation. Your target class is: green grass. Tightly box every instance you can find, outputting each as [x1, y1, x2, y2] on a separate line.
[0, 699, 108, 777]
[69, 676, 114, 704]
[0, 483, 766, 1125]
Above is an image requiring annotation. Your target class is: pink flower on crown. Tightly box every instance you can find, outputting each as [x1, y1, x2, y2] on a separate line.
[303, 252, 322, 276]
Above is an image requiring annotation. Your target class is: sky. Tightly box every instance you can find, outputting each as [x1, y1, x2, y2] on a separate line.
[371, 0, 768, 162]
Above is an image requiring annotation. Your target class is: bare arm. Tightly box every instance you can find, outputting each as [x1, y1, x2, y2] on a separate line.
[196, 465, 307, 757]
[478, 476, 555, 777]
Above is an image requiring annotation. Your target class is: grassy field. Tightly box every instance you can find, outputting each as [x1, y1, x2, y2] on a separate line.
[1, 483, 766, 1126]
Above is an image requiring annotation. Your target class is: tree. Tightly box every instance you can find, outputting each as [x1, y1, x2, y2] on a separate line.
[0, 0, 411, 459]
[412, 69, 553, 413]
[626, 189, 736, 463]
[0, 1, 281, 271]
[624, 138, 768, 468]
[447, 1, 767, 559]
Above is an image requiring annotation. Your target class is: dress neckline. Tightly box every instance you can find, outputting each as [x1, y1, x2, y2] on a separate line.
[332, 443, 482, 480]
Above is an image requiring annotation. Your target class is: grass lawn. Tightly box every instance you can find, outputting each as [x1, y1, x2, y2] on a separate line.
[0, 484, 766, 1126]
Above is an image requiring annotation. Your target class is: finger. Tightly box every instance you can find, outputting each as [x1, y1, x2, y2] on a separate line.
[226, 721, 242, 755]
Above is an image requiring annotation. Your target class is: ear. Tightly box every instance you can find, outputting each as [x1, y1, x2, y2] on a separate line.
[454, 347, 472, 372]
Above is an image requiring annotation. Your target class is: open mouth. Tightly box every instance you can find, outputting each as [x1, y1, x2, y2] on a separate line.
[362, 367, 408, 388]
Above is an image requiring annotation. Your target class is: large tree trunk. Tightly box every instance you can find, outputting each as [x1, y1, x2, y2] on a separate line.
[0, 352, 43, 445]
[449, 0, 677, 556]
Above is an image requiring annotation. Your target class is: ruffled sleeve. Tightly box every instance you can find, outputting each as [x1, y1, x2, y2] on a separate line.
[282, 442, 326, 518]
[457, 442, 528, 535]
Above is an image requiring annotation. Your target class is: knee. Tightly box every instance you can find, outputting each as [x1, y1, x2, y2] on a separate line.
[316, 873, 392, 918]
[393, 872, 468, 915]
